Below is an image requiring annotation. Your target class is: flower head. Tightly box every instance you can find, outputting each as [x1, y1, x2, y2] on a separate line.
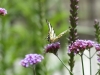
[21, 54, 44, 67]
[97, 57, 100, 62]
[68, 39, 94, 55]
[97, 51, 100, 63]
[97, 51, 100, 65]
[94, 19, 99, 25]
[45, 42, 60, 55]
[85, 40, 94, 49]
[95, 44, 100, 51]
[97, 51, 100, 56]
[21, 59, 29, 67]
[0, 8, 7, 16]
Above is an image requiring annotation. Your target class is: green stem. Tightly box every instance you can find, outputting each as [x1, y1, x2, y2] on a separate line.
[81, 54, 85, 75]
[56, 55, 73, 75]
[0, 18, 5, 75]
[68, 52, 75, 74]
[84, 51, 96, 58]
[99, 65, 100, 75]
[33, 65, 36, 75]
[89, 49, 92, 75]
[95, 69, 100, 75]
[90, 51, 96, 59]
[83, 53, 89, 59]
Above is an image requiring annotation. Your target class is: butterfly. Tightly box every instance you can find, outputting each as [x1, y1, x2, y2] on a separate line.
[46, 20, 69, 43]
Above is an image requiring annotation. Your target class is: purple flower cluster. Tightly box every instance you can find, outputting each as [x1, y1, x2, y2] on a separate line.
[21, 54, 44, 67]
[68, 39, 94, 54]
[45, 42, 60, 55]
[97, 57, 100, 62]
[97, 51, 100, 63]
[95, 44, 100, 51]
[0, 8, 7, 16]
[95, 44, 100, 63]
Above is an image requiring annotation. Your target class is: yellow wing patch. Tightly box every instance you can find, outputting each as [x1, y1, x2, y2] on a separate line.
[46, 20, 69, 43]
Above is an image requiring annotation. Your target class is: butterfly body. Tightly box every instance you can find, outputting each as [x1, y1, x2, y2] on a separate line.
[46, 20, 69, 43]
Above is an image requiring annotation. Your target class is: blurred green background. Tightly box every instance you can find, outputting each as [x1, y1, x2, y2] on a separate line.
[0, 0, 70, 75]
[0, 0, 100, 75]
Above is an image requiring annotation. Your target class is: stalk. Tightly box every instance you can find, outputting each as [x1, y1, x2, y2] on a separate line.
[0, 18, 5, 75]
[81, 54, 85, 75]
[89, 49, 92, 75]
[56, 55, 73, 75]
[33, 65, 36, 75]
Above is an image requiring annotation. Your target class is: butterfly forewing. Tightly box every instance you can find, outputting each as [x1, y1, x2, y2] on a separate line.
[46, 20, 56, 43]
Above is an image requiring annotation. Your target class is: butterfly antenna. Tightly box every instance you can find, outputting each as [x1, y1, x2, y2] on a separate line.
[46, 19, 48, 23]
[46, 19, 49, 26]
[46, 19, 52, 28]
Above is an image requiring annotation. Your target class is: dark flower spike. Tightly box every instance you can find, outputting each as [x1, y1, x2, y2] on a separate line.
[45, 42, 60, 55]
[68, 0, 79, 74]
[94, 19, 100, 75]
[94, 19, 100, 43]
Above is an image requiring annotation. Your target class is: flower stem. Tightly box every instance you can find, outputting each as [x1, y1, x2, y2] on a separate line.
[89, 49, 92, 75]
[81, 54, 85, 75]
[0, 18, 5, 75]
[99, 65, 100, 75]
[33, 65, 36, 75]
[83, 53, 89, 59]
[95, 69, 100, 75]
[56, 55, 73, 75]
[90, 51, 96, 59]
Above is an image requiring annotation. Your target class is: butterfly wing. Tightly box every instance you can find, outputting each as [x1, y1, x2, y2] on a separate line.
[46, 20, 56, 43]
[53, 29, 69, 42]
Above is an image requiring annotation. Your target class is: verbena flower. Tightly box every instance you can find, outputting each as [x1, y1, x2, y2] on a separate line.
[97, 51, 100, 56]
[45, 42, 60, 55]
[97, 57, 100, 62]
[21, 54, 44, 67]
[95, 44, 100, 51]
[97, 51, 100, 63]
[68, 39, 94, 55]
[85, 40, 94, 49]
[0, 8, 7, 16]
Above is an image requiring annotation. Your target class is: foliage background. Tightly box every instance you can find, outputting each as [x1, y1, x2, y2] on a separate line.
[0, 0, 100, 75]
